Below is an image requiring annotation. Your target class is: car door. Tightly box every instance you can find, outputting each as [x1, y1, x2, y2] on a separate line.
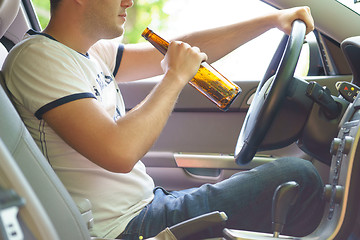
[119, 0, 326, 191]
[121, 0, 358, 190]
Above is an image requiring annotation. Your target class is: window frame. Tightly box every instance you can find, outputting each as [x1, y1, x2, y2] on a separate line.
[22, 0, 42, 31]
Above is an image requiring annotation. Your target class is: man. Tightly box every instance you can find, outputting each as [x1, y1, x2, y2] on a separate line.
[3, 0, 324, 239]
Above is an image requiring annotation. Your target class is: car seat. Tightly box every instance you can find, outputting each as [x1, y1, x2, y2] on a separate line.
[0, 0, 226, 239]
[0, 0, 96, 238]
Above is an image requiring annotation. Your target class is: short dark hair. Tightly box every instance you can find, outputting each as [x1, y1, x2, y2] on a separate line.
[50, 0, 61, 13]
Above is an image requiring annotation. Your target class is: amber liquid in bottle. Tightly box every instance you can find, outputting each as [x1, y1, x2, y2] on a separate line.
[142, 27, 241, 111]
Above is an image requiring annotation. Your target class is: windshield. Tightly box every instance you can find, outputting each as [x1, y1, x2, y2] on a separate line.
[336, 0, 360, 15]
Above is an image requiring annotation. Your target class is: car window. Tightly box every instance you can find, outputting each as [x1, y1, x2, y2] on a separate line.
[151, 0, 283, 81]
[32, 0, 50, 29]
[31, 0, 311, 81]
[336, 0, 360, 15]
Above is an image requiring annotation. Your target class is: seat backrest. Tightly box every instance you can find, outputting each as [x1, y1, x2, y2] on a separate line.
[0, 0, 19, 38]
[0, 0, 91, 239]
[0, 0, 19, 67]
[0, 77, 92, 240]
[0, 136, 59, 240]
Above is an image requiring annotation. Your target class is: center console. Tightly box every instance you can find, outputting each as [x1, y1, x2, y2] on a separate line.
[223, 90, 360, 240]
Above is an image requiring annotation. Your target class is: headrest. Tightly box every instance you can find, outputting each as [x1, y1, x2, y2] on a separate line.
[0, 0, 20, 38]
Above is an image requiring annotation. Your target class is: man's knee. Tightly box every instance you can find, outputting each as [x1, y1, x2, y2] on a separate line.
[267, 157, 323, 190]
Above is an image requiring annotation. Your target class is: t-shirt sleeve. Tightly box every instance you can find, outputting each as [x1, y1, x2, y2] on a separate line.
[5, 40, 96, 119]
[90, 39, 124, 77]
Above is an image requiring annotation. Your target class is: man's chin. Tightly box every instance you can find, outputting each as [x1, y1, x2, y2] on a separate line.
[102, 28, 124, 40]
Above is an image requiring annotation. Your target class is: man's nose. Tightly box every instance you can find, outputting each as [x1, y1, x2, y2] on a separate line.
[121, 0, 134, 8]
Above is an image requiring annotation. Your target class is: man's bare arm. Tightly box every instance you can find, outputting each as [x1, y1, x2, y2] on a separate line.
[115, 7, 314, 83]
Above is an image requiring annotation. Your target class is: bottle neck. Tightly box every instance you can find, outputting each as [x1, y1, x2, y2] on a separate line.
[142, 28, 169, 55]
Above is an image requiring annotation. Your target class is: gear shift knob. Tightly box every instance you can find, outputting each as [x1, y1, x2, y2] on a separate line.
[272, 181, 300, 238]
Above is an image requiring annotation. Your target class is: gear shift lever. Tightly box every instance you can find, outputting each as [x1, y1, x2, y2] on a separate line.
[272, 181, 300, 238]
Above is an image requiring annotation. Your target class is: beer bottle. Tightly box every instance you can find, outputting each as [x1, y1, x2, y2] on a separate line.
[142, 27, 241, 111]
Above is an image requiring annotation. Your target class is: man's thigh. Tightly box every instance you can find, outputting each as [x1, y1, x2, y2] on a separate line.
[119, 157, 324, 239]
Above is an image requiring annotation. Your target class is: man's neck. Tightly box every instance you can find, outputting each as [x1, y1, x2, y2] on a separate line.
[43, 18, 96, 55]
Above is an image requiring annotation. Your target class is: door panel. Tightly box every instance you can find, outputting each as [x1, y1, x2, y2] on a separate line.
[141, 149, 275, 190]
[120, 79, 258, 111]
[120, 79, 275, 189]
[119, 79, 255, 154]
[120, 74, 351, 189]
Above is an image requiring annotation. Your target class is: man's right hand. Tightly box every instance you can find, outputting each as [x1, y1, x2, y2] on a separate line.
[161, 41, 208, 88]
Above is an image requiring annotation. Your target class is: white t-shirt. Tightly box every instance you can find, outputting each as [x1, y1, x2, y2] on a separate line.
[3, 30, 155, 238]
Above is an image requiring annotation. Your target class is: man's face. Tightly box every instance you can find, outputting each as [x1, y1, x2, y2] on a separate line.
[83, 0, 133, 40]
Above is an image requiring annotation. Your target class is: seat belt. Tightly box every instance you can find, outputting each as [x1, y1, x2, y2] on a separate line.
[0, 37, 15, 52]
[0, 187, 25, 240]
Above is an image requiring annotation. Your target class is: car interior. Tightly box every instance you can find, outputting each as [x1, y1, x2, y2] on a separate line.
[1, 0, 360, 239]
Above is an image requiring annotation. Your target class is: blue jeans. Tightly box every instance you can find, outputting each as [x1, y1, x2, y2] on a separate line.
[118, 157, 324, 239]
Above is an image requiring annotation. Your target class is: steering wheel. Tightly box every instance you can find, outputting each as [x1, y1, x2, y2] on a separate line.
[234, 20, 307, 165]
